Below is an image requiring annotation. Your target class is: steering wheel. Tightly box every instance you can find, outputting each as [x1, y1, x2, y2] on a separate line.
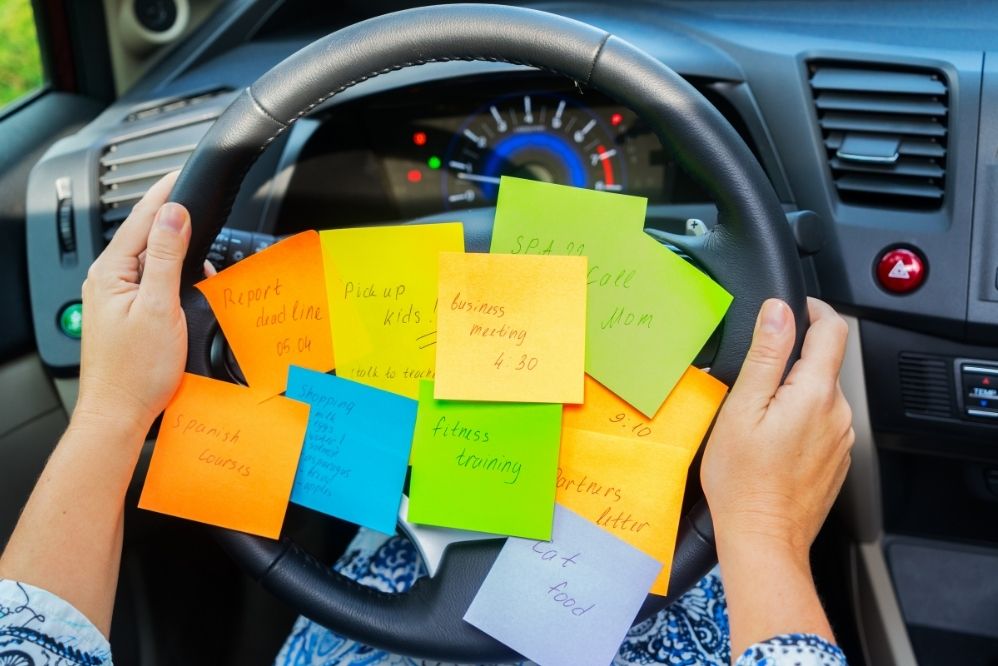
[170, 4, 807, 662]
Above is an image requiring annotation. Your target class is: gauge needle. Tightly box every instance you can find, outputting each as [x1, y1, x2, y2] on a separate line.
[456, 172, 502, 185]
[573, 119, 596, 143]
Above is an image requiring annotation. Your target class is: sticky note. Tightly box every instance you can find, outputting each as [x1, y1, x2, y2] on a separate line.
[138, 373, 309, 539]
[557, 430, 687, 596]
[464, 505, 660, 666]
[490, 177, 732, 416]
[196, 231, 334, 399]
[434, 252, 586, 404]
[408, 380, 562, 539]
[285, 366, 416, 535]
[560, 371, 727, 594]
[321, 223, 464, 398]
[564, 370, 728, 463]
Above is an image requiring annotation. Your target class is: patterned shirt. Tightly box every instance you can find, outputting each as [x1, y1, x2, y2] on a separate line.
[0, 530, 846, 666]
[0, 579, 111, 665]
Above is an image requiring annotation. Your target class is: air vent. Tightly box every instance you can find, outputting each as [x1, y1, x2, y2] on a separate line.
[98, 117, 215, 244]
[809, 62, 948, 209]
[124, 88, 229, 123]
[898, 352, 955, 419]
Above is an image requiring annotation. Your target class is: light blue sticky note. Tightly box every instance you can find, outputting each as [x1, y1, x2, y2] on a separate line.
[286, 366, 417, 535]
[464, 505, 661, 666]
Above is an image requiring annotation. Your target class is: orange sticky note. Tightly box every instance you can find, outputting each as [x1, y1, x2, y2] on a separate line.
[196, 231, 334, 399]
[434, 252, 586, 403]
[559, 369, 727, 594]
[138, 373, 309, 539]
[556, 429, 686, 594]
[564, 369, 728, 464]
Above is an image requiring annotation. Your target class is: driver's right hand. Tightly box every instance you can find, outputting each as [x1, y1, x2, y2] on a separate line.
[701, 297, 854, 563]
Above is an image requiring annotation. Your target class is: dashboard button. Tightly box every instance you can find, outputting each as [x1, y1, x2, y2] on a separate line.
[59, 302, 83, 339]
[225, 229, 252, 264]
[876, 247, 925, 294]
[961, 364, 998, 420]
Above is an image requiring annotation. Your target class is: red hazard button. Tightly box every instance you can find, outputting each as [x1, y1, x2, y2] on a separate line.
[876, 247, 926, 294]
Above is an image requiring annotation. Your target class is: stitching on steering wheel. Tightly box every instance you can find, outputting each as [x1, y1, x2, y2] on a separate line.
[246, 87, 289, 129]
[280, 32, 613, 129]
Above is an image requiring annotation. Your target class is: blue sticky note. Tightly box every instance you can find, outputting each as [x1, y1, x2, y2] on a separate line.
[464, 505, 661, 666]
[285, 366, 417, 534]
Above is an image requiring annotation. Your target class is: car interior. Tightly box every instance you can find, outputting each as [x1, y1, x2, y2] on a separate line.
[2, 0, 997, 664]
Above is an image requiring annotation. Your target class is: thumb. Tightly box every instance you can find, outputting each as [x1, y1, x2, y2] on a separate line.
[139, 202, 190, 305]
[727, 299, 796, 415]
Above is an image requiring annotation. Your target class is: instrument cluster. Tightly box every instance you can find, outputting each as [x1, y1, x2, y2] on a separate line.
[277, 76, 714, 233]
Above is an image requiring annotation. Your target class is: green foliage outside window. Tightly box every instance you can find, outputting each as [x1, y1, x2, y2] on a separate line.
[0, 0, 44, 108]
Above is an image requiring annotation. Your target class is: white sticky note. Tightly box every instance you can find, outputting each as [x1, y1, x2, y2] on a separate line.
[464, 505, 660, 666]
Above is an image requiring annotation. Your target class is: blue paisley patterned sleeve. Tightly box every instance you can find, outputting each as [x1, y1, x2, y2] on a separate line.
[0, 579, 112, 665]
[735, 633, 848, 666]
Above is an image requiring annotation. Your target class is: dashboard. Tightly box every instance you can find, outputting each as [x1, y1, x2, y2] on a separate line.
[23, 1, 998, 485]
[277, 74, 714, 232]
[27, 2, 997, 451]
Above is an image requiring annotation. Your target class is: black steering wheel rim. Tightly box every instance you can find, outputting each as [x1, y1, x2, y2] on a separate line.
[169, 4, 807, 662]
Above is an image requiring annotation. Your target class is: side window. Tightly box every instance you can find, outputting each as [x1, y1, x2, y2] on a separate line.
[0, 0, 44, 109]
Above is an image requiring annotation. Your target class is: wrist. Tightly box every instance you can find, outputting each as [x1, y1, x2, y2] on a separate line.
[715, 528, 812, 575]
[717, 530, 834, 658]
[70, 399, 154, 444]
[710, 501, 816, 568]
[75, 375, 160, 437]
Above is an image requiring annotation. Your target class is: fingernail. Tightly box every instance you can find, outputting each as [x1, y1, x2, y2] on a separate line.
[760, 299, 788, 334]
[155, 202, 188, 233]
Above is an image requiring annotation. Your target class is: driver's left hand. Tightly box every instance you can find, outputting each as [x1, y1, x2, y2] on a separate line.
[76, 171, 194, 434]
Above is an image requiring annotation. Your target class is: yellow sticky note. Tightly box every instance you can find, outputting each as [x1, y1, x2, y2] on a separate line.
[559, 370, 727, 594]
[564, 370, 728, 464]
[320, 223, 463, 398]
[434, 252, 586, 404]
[196, 231, 334, 399]
[138, 373, 309, 539]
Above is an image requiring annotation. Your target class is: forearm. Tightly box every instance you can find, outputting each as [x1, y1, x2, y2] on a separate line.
[0, 411, 147, 637]
[717, 534, 836, 661]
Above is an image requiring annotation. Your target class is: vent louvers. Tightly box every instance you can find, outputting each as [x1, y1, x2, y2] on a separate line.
[98, 117, 215, 245]
[124, 88, 229, 123]
[809, 62, 949, 209]
[898, 353, 955, 419]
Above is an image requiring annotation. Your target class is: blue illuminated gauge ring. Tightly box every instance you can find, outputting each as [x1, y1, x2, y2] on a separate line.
[441, 93, 627, 209]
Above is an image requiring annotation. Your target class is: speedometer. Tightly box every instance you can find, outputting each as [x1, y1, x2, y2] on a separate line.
[441, 94, 627, 208]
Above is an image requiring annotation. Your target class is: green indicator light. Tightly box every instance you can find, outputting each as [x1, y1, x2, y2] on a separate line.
[427, 156, 441, 170]
[59, 302, 83, 339]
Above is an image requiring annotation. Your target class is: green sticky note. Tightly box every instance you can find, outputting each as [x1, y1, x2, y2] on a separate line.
[408, 380, 562, 539]
[490, 177, 733, 417]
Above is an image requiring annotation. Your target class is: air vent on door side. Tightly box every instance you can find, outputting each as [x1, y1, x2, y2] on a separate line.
[98, 118, 215, 245]
[124, 88, 229, 123]
[898, 352, 955, 419]
[809, 62, 948, 209]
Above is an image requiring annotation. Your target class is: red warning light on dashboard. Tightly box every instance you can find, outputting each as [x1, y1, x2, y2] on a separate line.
[412, 131, 428, 146]
[610, 113, 623, 127]
[406, 169, 422, 183]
